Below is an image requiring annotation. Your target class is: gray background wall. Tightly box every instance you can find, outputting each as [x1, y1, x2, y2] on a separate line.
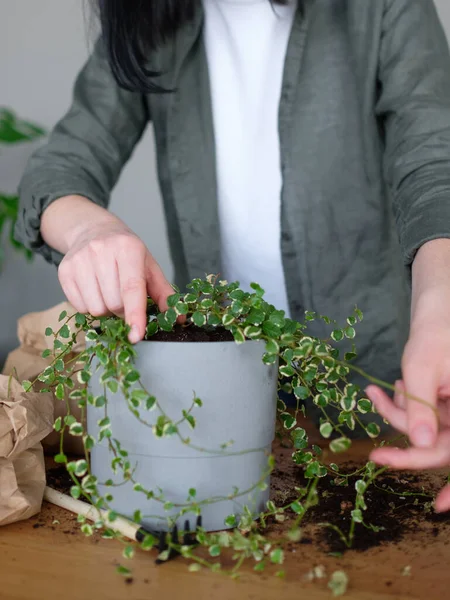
[1, 0, 450, 366]
[0, 0, 172, 366]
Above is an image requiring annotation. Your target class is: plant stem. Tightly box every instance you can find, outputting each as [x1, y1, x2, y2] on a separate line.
[337, 360, 438, 417]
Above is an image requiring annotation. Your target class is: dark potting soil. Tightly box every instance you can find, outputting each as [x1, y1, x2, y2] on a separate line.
[146, 324, 234, 343]
[45, 460, 450, 555]
[270, 460, 450, 553]
[46, 466, 77, 495]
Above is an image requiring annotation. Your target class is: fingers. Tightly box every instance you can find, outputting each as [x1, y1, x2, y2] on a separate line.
[441, 399, 450, 427]
[370, 430, 450, 471]
[402, 349, 439, 448]
[59, 277, 88, 315]
[367, 382, 450, 437]
[118, 248, 176, 342]
[74, 259, 109, 317]
[144, 252, 175, 311]
[435, 484, 450, 513]
[59, 258, 108, 317]
[370, 445, 449, 470]
[117, 252, 148, 344]
[59, 228, 174, 344]
[90, 244, 123, 317]
[390, 381, 450, 430]
[393, 380, 406, 410]
[365, 385, 408, 434]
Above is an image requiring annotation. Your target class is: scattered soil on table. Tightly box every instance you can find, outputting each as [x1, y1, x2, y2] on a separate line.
[43, 448, 450, 555]
[33, 467, 84, 536]
[146, 324, 234, 343]
[30, 505, 80, 536]
[270, 455, 450, 554]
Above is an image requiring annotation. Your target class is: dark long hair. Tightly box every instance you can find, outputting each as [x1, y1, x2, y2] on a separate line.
[94, 0, 290, 93]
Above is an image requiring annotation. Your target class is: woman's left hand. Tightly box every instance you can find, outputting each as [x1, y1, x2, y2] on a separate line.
[365, 240, 450, 512]
[366, 321, 450, 513]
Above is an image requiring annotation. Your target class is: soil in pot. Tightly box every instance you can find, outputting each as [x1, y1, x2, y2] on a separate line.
[145, 324, 234, 342]
[46, 466, 75, 495]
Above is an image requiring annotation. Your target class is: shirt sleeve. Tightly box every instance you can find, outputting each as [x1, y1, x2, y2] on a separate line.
[376, 0, 450, 265]
[15, 37, 149, 266]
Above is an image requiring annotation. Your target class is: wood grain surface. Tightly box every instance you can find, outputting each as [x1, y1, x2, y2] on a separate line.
[1, 439, 449, 600]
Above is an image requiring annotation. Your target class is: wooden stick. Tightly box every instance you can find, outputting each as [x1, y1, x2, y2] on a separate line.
[44, 486, 141, 541]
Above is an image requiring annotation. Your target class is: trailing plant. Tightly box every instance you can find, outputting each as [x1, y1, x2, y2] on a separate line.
[24, 274, 434, 577]
[0, 108, 46, 268]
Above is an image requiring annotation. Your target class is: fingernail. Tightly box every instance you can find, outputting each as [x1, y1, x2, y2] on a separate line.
[129, 325, 140, 343]
[411, 424, 434, 448]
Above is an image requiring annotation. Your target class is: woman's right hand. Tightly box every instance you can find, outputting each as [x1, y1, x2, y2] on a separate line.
[41, 195, 174, 343]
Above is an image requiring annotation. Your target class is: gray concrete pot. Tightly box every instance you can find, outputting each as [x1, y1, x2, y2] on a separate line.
[87, 338, 278, 532]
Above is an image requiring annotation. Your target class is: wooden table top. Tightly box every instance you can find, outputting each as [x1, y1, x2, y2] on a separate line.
[1, 439, 450, 600]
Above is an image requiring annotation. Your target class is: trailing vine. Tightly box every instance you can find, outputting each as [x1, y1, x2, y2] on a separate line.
[23, 274, 433, 578]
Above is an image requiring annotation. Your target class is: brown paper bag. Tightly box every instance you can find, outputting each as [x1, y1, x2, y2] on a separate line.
[0, 376, 54, 526]
[2, 302, 86, 455]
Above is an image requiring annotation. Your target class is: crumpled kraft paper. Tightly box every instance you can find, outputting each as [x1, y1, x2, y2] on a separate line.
[2, 302, 86, 455]
[0, 376, 53, 526]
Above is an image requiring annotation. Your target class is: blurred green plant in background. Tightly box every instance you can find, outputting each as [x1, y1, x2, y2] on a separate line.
[0, 108, 46, 269]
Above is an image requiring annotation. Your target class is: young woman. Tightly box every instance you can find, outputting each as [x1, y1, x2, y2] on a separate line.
[15, 0, 450, 510]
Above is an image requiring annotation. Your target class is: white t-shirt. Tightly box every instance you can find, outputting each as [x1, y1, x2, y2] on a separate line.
[203, 0, 297, 315]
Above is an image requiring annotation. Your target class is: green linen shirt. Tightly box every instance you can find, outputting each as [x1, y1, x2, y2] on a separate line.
[15, 0, 450, 399]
